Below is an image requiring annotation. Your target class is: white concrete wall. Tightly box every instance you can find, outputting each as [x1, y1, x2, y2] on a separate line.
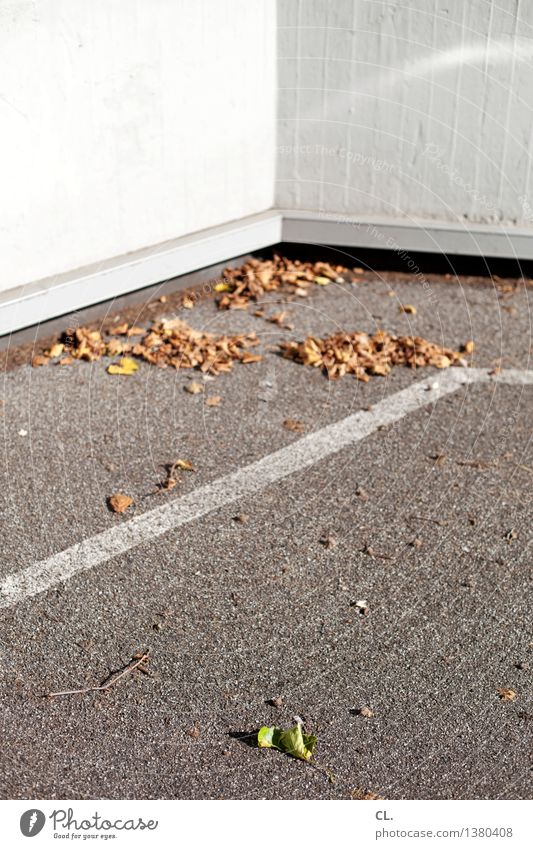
[277, 0, 533, 227]
[0, 0, 276, 293]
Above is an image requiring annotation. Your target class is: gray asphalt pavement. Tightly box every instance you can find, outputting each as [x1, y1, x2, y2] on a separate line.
[0, 270, 531, 799]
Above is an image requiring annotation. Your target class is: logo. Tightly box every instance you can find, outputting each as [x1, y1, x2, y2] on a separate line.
[20, 810, 46, 837]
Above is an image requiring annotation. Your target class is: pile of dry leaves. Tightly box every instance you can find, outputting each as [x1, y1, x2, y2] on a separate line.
[34, 318, 261, 376]
[281, 330, 468, 380]
[215, 255, 354, 310]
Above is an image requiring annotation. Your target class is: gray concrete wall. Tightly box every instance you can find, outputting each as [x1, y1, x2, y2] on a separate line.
[276, 0, 533, 227]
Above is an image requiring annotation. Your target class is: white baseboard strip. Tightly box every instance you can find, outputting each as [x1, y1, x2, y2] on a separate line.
[281, 209, 533, 261]
[0, 211, 282, 337]
[1, 208, 532, 337]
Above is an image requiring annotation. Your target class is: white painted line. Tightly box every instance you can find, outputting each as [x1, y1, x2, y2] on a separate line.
[0, 367, 531, 609]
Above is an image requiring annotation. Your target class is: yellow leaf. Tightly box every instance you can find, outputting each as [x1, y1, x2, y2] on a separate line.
[107, 357, 139, 376]
[47, 343, 64, 358]
[314, 276, 331, 286]
[214, 282, 232, 292]
[174, 458, 194, 471]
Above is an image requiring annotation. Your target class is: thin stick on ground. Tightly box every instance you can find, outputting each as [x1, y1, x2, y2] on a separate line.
[46, 649, 150, 698]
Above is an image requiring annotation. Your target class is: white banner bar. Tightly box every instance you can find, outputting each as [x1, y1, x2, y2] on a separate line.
[1, 799, 531, 848]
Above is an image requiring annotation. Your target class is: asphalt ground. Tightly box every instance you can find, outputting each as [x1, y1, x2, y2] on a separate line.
[0, 269, 531, 799]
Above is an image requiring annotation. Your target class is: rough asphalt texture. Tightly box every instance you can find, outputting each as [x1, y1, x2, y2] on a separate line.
[0, 269, 531, 799]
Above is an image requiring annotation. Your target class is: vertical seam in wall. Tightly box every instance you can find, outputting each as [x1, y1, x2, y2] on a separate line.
[473, 0, 495, 220]
[497, 0, 520, 215]
[425, 0, 438, 217]
[318, 5, 329, 212]
[295, 0, 302, 207]
[395, 3, 407, 217]
[449, 0, 466, 182]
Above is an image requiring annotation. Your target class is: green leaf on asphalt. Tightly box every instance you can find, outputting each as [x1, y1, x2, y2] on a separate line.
[257, 722, 317, 761]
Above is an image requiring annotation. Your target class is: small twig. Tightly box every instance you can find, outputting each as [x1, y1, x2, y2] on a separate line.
[515, 463, 533, 474]
[363, 545, 392, 560]
[409, 514, 447, 526]
[47, 650, 150, 698]
[456, 459, 498, 469]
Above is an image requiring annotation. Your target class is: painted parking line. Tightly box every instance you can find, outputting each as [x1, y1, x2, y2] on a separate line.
[1, 367, 531, 609]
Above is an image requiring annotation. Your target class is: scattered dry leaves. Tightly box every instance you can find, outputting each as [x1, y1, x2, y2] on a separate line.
[40, 319, 262, 378]
[281, 330, 464, 380]
[108, 493, 134, 513]
[215, 255, 350, 310]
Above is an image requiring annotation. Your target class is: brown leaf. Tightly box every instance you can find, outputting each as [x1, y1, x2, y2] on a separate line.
[108, 494, 134, 513]
[351, 787, 384, 800]
[32, 355, 49, 367]
[185, 381, 204, 394]
[497, 687, 517, 701]
[205, 396, 221, 407]
[283, 418, 305, 433]
[109, 323, 129, 336]
[400, 304, 417, 314]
